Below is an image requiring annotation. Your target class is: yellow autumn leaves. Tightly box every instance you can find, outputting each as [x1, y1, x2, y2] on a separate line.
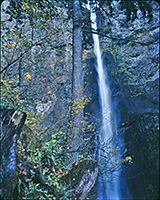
[69, 95, 91, 115]
[24, 72, 31, 80]
[122, 156, 133, 164]
[70, 96, 90, 111]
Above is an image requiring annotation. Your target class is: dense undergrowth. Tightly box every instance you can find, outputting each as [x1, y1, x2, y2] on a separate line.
[16, 129, 74, 200]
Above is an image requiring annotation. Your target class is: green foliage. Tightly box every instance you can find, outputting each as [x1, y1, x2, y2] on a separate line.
[17, 129, 73, 199]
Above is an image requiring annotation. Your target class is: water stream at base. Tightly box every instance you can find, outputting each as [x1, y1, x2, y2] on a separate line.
[89, 3, 120, 199]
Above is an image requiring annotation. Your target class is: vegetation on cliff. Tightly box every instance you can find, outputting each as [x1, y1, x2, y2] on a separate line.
[1, 0, 159, 199]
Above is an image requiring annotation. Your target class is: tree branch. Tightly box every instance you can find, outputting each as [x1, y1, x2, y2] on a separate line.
[1, 31, 69, 74]
[83, 29, 159, 46]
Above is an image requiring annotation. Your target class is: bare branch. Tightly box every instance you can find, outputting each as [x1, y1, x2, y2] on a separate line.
[1, 31, 68, 74]
[83, 29, 159, 46]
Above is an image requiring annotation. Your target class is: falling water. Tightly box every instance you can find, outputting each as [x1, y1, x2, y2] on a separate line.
[90, 12, 112, 142]
[90, 4, 120, 200]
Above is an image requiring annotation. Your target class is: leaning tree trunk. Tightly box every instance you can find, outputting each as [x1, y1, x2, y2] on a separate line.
[69, 0, 83, 165]
[0, 109, 26, 199]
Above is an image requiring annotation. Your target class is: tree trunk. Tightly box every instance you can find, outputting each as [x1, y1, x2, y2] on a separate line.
[64, 159, 98, 200]
[69, 0, 83, 165]
[0, 109, 26, 199]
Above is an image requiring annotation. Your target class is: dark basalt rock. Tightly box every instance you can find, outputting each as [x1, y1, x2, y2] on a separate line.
[83, 57, 101, 124]
[0, 109, 26, 199]
[103, 51, 159, 199]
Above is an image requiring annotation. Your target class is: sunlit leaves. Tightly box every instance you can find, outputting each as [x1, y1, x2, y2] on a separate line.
[70, 90, 91, 115]
[24, 72, 31, 80]
[122, 156, 133, 164]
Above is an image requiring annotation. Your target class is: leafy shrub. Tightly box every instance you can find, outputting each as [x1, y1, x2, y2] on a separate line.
[17, 130, 73, 200]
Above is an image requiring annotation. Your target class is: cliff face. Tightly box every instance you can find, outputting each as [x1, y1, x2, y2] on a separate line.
[1, 0, 73, 136]
[103, 51, 159, 199]
[83, 1, 159, 199]
[102, 3, 159, 199]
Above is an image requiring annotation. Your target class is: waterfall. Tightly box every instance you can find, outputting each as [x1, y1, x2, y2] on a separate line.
[90, 12, 113, 142]
[89, 4, 120, 200]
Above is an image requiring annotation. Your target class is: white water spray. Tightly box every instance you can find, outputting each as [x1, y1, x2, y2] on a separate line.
[89, 3, 120, 199]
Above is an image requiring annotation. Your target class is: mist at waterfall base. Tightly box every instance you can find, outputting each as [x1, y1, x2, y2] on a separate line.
[89, 7, 129, 200]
